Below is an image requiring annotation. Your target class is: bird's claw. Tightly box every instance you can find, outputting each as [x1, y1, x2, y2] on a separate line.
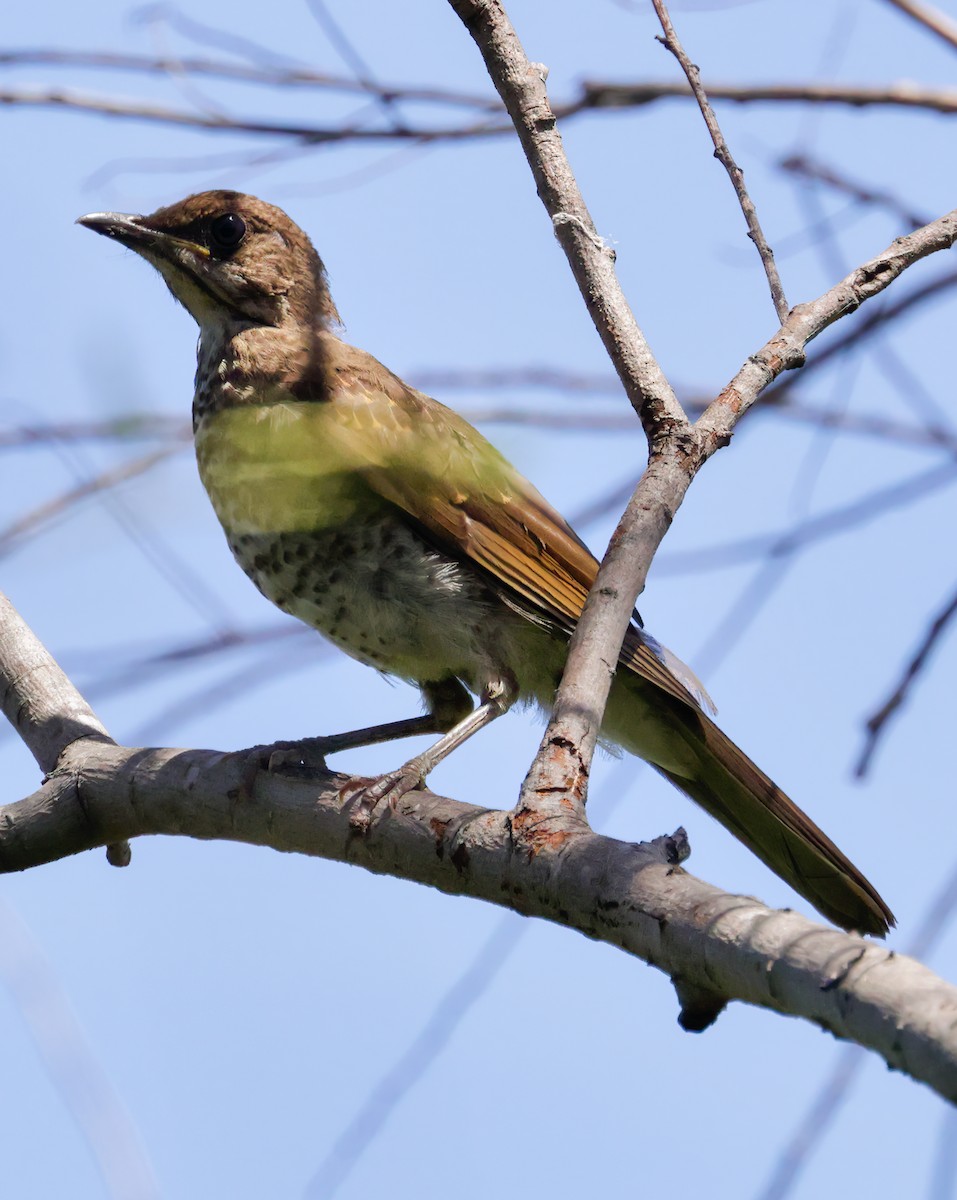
[340, 768, 425, 831]
[239, 738, 330, 800]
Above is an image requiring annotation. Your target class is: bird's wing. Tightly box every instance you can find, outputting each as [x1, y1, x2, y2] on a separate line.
[329, 371, 702, 711]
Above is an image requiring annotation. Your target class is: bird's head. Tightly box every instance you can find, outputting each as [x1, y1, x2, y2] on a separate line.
[77, 190, 339, 331]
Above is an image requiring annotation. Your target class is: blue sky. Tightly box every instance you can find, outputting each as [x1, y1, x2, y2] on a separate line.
[2, 1, 956, 1197]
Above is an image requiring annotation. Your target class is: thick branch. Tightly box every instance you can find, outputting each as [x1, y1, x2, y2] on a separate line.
[531, 209, 956, 802]
[450, 0, 957, 817]
[0, 591, 112, 773]
[448, 0, 692, 814]
[447, 0, 683, 438]
[0, 592, 128, 865]
[1, 734, 955, 1102]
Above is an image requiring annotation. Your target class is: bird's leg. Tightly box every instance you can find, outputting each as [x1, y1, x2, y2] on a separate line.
[343, 673, 517, 829]
[242, 679, 472, 790]
[317, 676, 474, 754]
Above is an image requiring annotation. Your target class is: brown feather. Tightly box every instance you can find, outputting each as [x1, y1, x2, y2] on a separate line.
[333, 353, 893, 934]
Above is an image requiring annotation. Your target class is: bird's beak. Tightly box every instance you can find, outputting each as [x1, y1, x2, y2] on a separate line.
[76, 212, 210, 259]
[76, 211, 153, 247]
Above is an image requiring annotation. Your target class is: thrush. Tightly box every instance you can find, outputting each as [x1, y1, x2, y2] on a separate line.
[78, 190, 893, 935]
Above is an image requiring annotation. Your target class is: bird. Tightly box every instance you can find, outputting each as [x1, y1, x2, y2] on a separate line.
[78, 190, 893, 936]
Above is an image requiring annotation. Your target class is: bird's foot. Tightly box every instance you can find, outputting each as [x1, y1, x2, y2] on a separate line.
[239, 737, 331, 799]
[340, 766, 425, 832]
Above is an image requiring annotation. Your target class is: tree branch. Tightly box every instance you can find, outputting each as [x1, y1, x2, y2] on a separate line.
[447, 0, 683, 439]
[449, 0, 957, 818]
[1, 707, 956, 1102]
[696, 209, 957, 445]
[856, 579, 957, 777]
[881, 0, 957, 52]
[0, 592, 127, 863]
[651, 0, 788, 322]
[579, 80, 957, 116]
[6, 78, 957, 143]
[6, 592, 955, 1097]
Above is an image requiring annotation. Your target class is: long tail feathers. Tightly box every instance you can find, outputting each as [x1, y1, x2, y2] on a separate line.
[656, 711, 894, 936]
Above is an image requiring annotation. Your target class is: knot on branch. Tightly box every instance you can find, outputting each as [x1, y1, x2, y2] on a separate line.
[672, 976, 728, 1032]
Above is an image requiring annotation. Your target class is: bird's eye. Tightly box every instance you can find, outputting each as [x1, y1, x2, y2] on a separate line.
[208, 213, 247, 253]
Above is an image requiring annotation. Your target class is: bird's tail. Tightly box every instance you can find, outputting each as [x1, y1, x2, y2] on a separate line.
[604, 679, 894, 936]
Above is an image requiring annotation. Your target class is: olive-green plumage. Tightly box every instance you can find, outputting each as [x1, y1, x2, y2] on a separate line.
[78, 191, 893, 936]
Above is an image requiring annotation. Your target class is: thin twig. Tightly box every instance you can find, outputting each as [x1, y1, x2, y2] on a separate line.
[0, 86, 505, 141]
[855, 580, 957, 777]
[0, 445, 183, 558]
[657, 462, 957, 576]
[780, 154, 930, 230]
[651, 0, 788, 322]
[0, 48, 502, 107]
[579, 80, 957, 115]
[5, 80, 957, 147]
[696, 210, 957, 445]
[0, 414, 186, 449]
[758, 854, 957, 1199]
[451, 0, 957, 818]
[306, 0, 408, 130]
[0, 900, 160, 1199]
[305, 919, 524, 1199]
[881, 0, 957, 51]
[449, 0, 689, 815]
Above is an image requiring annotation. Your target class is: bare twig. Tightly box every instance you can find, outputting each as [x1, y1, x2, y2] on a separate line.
[7, 392, 957, 453]
[881, 0, 957, 52]
[855, 580, 957, 777]
[416, 256, 957, 402]
[0, 414, 186, 449]
[305, 919, 524, 1199]
[0, 48, 501, 107]
[5, 80, 957, 148]
[651, 0, 788, 322]
[0, 900, 159, 1199]
[0, 446, 183, 558]
[779, 154, 930, 230]
[455, 402, 957, 456]
[450, 0, 957, 817]
[579, 80, 957, 115]
[133, 2, 304, 68]
[449, 4, 684, 436]
[9, 48, 957, 116]
[696, 211, 957, 444]
[657, 462, 957, 575]
[759, 855, 957, 1199]
[306, 0, 408, 131]
[0, 86, 504, 141]
[449, 0, 690, 816]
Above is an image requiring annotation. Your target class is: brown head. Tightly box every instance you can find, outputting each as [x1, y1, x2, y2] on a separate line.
[77, 190, 339, 331]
